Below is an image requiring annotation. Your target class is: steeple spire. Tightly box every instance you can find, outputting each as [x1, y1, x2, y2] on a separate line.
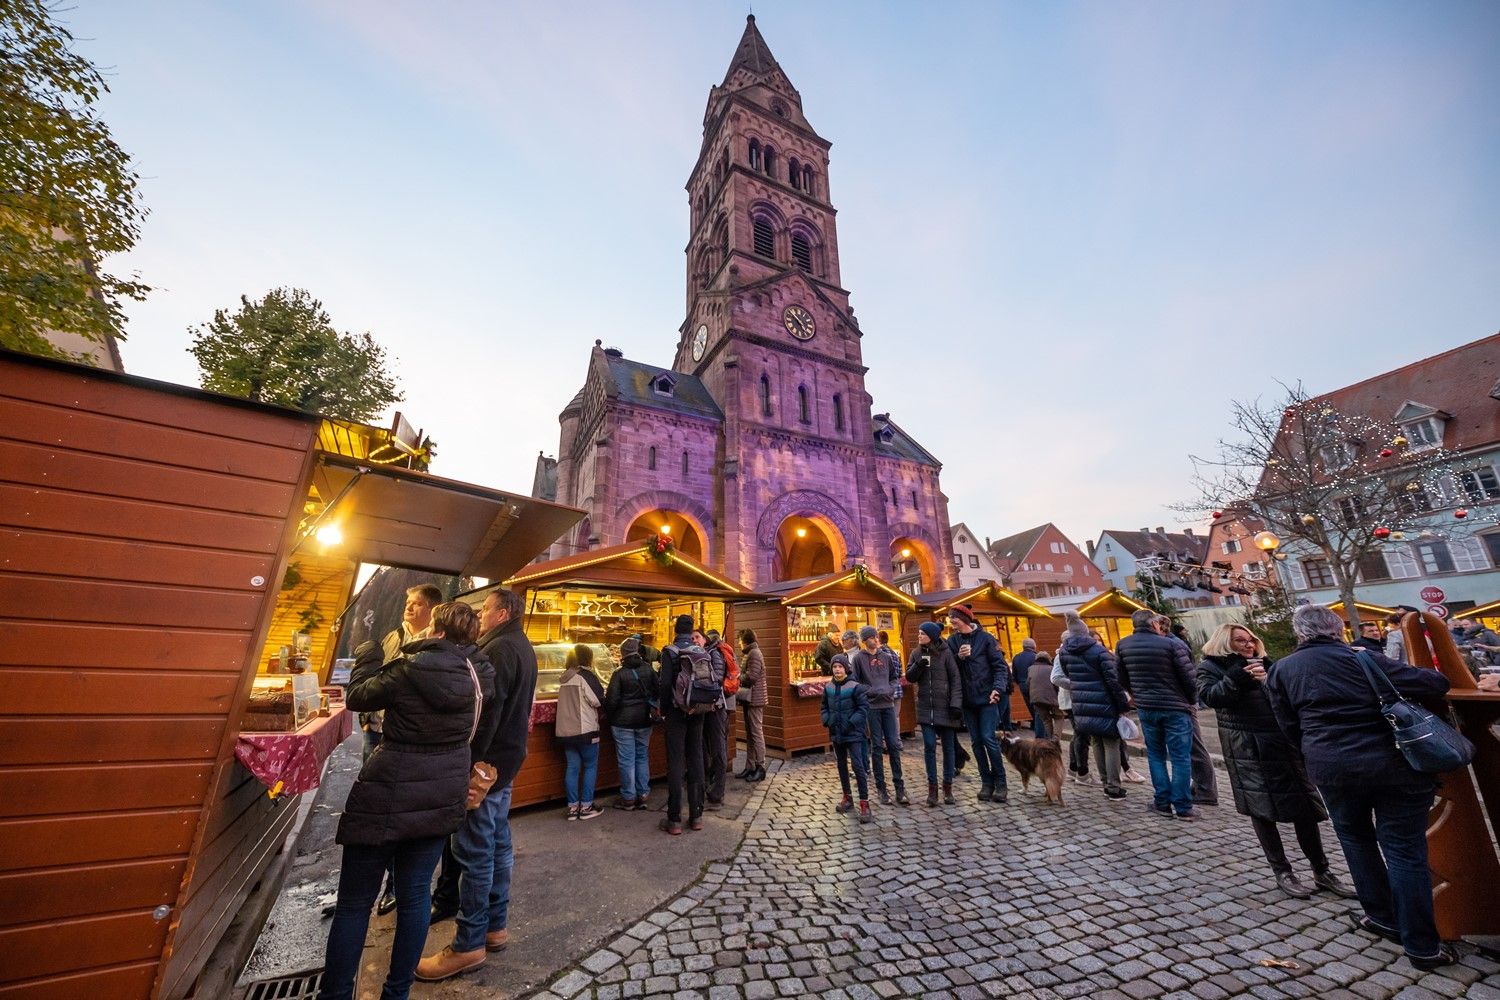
[722, 14, 780, 83]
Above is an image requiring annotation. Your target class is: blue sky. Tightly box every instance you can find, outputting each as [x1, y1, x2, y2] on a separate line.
[68, 1, 1499, 552]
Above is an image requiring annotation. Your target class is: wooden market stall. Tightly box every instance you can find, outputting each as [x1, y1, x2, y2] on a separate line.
[1470, 598, 1500, 636]
[1326, 599, 1397, 634]
[478, 539, 752, 808]
[1031, 588, 1150, 653]
[923, 581, 1053, 725]
[732, 568, 921, 757]
[0, 349, 582, 1000]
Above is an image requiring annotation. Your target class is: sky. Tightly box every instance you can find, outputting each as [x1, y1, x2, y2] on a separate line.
[64, 0, 1500, 553]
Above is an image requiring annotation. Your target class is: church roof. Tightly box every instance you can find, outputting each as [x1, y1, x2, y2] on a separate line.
[873, 415, 940, 467]
[601, 353, 722, 422]
[723, 14, 780, 82]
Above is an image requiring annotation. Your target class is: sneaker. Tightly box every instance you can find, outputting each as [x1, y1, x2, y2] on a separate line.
[1175, 810, 1198, 822]
[633, 797, 650, 811]
[1146, 803, 1173, 817]
[577, 804, 603, 821]
[566, 805, 580, 821]
[1408, 945, 1458, 971]
[1351, 914, 1402, 944]
[895, 789, 911, 806]
[990, 787, 1008, 804]
[878, 789, 893, 806]
[1122, 769, 1147, 784]
[1104, 788, 1127, 800]
[1070, 772, 1094, 785]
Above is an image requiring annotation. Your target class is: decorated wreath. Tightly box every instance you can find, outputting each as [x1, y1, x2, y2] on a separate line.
[644, 533, 675, 567]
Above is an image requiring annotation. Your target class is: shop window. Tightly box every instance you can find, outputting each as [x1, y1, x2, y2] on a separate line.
[790, 232, 812, 271]
[833, 393, 844, 430]
[760, 374, 773, 417]
[1302, 558, 1334, 588]
[1415, 542, 1454, 575]
[797, 385, 810, 424]
[752, 217, 775, 258]
[1357, 550, 1392, 582]
[647, 446, 656, 471]
[1459, 466, 1500, 502]
[968, 555, 979, 568]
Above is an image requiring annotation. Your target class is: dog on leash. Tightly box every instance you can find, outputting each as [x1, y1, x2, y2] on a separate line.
[999, 734, 1065, 805]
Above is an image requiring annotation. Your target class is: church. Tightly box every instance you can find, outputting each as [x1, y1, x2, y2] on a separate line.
[534, 16, 957, 593]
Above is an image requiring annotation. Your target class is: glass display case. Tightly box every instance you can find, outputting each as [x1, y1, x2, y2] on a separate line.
[244, 673, 321, 732]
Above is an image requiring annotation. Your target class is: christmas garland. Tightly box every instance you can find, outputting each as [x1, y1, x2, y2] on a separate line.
[853, 564, 869, 586]
[644, 533, 676, 567]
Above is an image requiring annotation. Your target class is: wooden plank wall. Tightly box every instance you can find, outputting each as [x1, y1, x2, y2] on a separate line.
[0, 358, 318, 1000]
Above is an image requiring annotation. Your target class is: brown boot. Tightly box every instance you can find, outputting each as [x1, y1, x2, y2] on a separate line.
[414, 945, 486, 982]
[859, 800, 874, 824]
[486, 928, 509, 952]
[925, 783, 938, 807]
[942, 783, 955, 804]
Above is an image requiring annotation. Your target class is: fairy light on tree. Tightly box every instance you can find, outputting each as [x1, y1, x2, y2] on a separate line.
[1181, 383, 1499, 629]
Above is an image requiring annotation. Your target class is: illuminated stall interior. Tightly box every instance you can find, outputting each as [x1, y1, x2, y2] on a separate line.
[1326, 599, 1397, 636]
[924, 581, 1052, 658]
[1470, 599, 1500, 636]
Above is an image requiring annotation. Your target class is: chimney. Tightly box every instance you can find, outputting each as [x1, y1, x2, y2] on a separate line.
[1139, 527, 1150, 535]
[1154, 526, 1165, 534]
[1086, 540, 1096, 558]
[1183, 528, 1195, 538]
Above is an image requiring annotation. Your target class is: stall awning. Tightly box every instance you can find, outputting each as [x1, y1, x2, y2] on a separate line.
[308, 454, 585, 579]
[1073, 589, 1151, 617]
[501, 541, 751, 597]
[757, 568, 917, 609]
[1327, 599, 1397, 619]
[923, 582, 1051, 618]
[1467, 599, 1500, 619]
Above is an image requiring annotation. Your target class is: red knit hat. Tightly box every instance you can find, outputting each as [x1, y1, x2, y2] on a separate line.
[948, 604, 977, 625]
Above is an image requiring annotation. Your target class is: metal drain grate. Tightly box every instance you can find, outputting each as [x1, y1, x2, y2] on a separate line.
[244, 971, 323, 1000]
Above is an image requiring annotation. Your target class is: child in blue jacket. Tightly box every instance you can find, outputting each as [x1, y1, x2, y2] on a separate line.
[821, 654, 873, 823]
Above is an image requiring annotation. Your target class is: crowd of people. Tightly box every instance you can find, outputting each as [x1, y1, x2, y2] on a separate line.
[315, 585, 1471, 998]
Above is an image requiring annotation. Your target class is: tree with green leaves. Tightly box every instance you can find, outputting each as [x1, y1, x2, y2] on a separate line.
[188, 287, 403, 423]
[1, 0, 149, 360]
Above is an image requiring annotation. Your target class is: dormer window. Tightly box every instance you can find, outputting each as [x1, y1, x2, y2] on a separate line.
[1319, 441, 1354, 471]
[650, 373, 677, 397]
[876, 427, 894, 445]
[1393, 401, 1449, 453]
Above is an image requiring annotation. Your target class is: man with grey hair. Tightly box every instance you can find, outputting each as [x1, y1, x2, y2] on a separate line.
[1266, 603, 1454, 970]
[1117, 609, 1199, 819]
[1012, 637, 1041, 737]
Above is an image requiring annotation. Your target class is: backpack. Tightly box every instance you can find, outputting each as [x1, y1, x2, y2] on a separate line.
[716, 641, 741, 696]
[669, 644, 720, 715]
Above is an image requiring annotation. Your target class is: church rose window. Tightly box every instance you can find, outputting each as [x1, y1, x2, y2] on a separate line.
[790, 233, 812, 271]
[753, 218, 775, 258]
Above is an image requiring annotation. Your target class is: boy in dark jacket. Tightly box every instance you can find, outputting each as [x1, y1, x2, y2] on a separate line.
[821, 654, 874, 823]
[947, 605, 1010, 803]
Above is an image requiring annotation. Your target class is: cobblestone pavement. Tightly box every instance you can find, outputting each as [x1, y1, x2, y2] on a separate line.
[523, 754, 1500, 1000]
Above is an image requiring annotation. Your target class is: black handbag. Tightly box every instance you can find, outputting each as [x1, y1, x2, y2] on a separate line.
[1354, 651, 1474, 774]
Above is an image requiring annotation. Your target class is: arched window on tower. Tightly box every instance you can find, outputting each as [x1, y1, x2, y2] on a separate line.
[790, 232, 812, 272]
[797, 385, 810, 424]
[803, 166, 815, 196]
[648, 446, 657, 471]
[762, 145, 775, 177]
[760, 374, 773, 418]
[891, 486, 899, 508]
[789, 157, 801, 189]
[833, 393, 844, 431]
[752, 217, 775, 258]
[748, 139, 760, 171]
[681, 450, 690, 476]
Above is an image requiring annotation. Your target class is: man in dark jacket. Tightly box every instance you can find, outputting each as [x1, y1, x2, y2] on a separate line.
[947, 605, 1009, 803]
[1153, 614, 1219, 806]
[1266, 604, 1454, 970]
[425, 587, 536, 977]
[1117, 610, 1198, 818]
[853, 625, 909, 805]
[1352, 621, 1386, 654]
[814, 626, 840, 676]
[658, 615, 708, 834]
[1011, 638, 1039, 736]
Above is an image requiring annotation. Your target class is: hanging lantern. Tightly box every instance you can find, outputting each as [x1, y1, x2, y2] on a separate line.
[1300, 513, 1317, 525]
[1455, 508, 1469, 519]
[1379, 447, 1393, 458]
[1211, 510, 1223, 520]
[1392, 434, 1408, 448]
[1373, 526, 1391, 540]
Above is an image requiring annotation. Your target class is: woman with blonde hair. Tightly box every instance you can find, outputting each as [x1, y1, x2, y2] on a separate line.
[1198, 623, 1352, 900]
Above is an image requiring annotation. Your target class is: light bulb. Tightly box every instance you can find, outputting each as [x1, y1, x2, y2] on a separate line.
[315, 523, 343, 546]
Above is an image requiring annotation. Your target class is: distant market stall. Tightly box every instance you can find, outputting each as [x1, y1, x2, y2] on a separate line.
[0, 349, 581, 1000]
[1031, 588, 1151, 653]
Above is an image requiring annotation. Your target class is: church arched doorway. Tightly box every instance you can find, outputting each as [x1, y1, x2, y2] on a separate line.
[625, 510, 706, 562]
[890, 535, 938, 594]
[774, 514, 845, 581]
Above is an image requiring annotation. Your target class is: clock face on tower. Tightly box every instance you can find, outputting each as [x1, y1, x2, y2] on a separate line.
[691, 324, 708, 361]
[782, 304, 815, 341]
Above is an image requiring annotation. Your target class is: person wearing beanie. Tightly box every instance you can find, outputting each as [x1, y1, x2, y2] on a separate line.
[656, 616, 707, 834]
[603, 635, 657, 810]
[947, 604, 1010, 803]
[907, 620, 963, 805]
[853, 624, 909, 805]
[821, 654, 873, 823]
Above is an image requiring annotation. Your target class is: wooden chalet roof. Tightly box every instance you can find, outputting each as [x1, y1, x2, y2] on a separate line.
[1074, 589, 1151, 618]
[753, 568, 917, 609]
[922, 581, 1051, 618]
[502, 541, 750, 598]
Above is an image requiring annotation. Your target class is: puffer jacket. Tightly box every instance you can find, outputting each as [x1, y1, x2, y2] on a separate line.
[1198, 653, 1324, 823]
[1116, 629, 1196, 713]
[339, 636, 495, 846]
[738, 642, 768, 707]
[905, 642, 963, 728]
[949, 626, 1009, 707]
[820, 677, 869, 744]
[556, 666, 604, 746]
[604, 655, 657, 729]
[1058, 632, 1128, 736]
[852, 646, 902, 708]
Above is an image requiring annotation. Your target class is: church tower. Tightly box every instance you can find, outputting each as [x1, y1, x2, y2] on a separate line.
[543, 17, 956, 593]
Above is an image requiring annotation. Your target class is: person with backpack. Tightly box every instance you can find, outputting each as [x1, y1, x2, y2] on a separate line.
[555, 645, 605, 821]
[603, 636, 656, 811]
[736, 629, 767, 782]
[852, 625, 909, 805]
[822, 653, 873, 824]
[658, 615, 711, 834]
[694, 628, 732, 809]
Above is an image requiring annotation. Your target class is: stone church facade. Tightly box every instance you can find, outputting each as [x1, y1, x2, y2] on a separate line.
[537, 16, 957, 593]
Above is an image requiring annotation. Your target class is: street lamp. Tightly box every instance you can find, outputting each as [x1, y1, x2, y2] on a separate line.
[1253, 530, 1296, 605]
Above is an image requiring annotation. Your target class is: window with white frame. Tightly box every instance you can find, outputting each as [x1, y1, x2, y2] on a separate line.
[1283, 560, 1308, 590]
[1482, 533, 1500, 567]
[1395, 482, 1434, 515]
[1050, 541, 1069, 554]
[1303, 557, 1334, 588]
[1450, 535, 1489, 572]
[968, 555, 980, 568]
[1415, 541, 1455, 574]
[1385, 545, 1422, 579]
[1222, 539, 1241, 554]
[1243, 561, 1266, 579]
[1357, 550, 1392, 582]
[1402, 417, 1443, 451]
[1320, 442, 1354, 470]
[1336, 495, 1366, 527]
[1458, 466, 1500, 503]
[953, 553, 963, 566]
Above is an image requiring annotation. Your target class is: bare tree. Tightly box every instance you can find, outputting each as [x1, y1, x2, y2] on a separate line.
[1181, 384, 1497, 628]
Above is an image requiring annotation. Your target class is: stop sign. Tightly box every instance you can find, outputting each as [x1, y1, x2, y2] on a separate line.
[1420, 586, 1445, 603]
[1427, 603, 1449, 619]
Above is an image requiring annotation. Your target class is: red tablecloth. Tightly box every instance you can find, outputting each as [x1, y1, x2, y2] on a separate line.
[794, 679, 829, 699]
[530, 700, 557, 728]
[237, 705, 353, 798]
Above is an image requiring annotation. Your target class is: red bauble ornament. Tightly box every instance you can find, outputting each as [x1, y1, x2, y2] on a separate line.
[1373, 526, 1391, 539]
[1379, 447, 1393, 458]
[1211, 511, 1223, 520]
[1455, 509, 1469, 519]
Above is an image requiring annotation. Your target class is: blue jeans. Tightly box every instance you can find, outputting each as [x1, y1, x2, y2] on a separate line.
[563, 742, 600, 806]
[1138, 708, 1194, 815]
[1320, 783, 1441, 959]
[452, 784, 514, 953]
[612, 725, 652, 800]
[962, 704, 1005, 789]
[866, 705, 905, 794]
[319, 835, 445, 1000]
[834, 740, 870, 800]
[998, 693, 1013, 731]
[921, 724, 957, 785]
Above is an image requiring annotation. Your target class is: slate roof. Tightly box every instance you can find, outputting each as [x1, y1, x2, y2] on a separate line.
[873, 416, 940, 467]
[601, 353, 722, 422]
[987, 524, 1049, 571]
[1101, 529, 1209, 564]
[723, 14, 779, 82]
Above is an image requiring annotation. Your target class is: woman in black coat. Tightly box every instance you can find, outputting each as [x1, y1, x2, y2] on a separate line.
[1197, 623, 1352, 901]
[906, 621, 964, 806]
[320, 602, 496, 1000]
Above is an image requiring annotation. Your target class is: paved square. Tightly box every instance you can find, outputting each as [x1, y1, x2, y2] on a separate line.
[527, 755, 1500, 999]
